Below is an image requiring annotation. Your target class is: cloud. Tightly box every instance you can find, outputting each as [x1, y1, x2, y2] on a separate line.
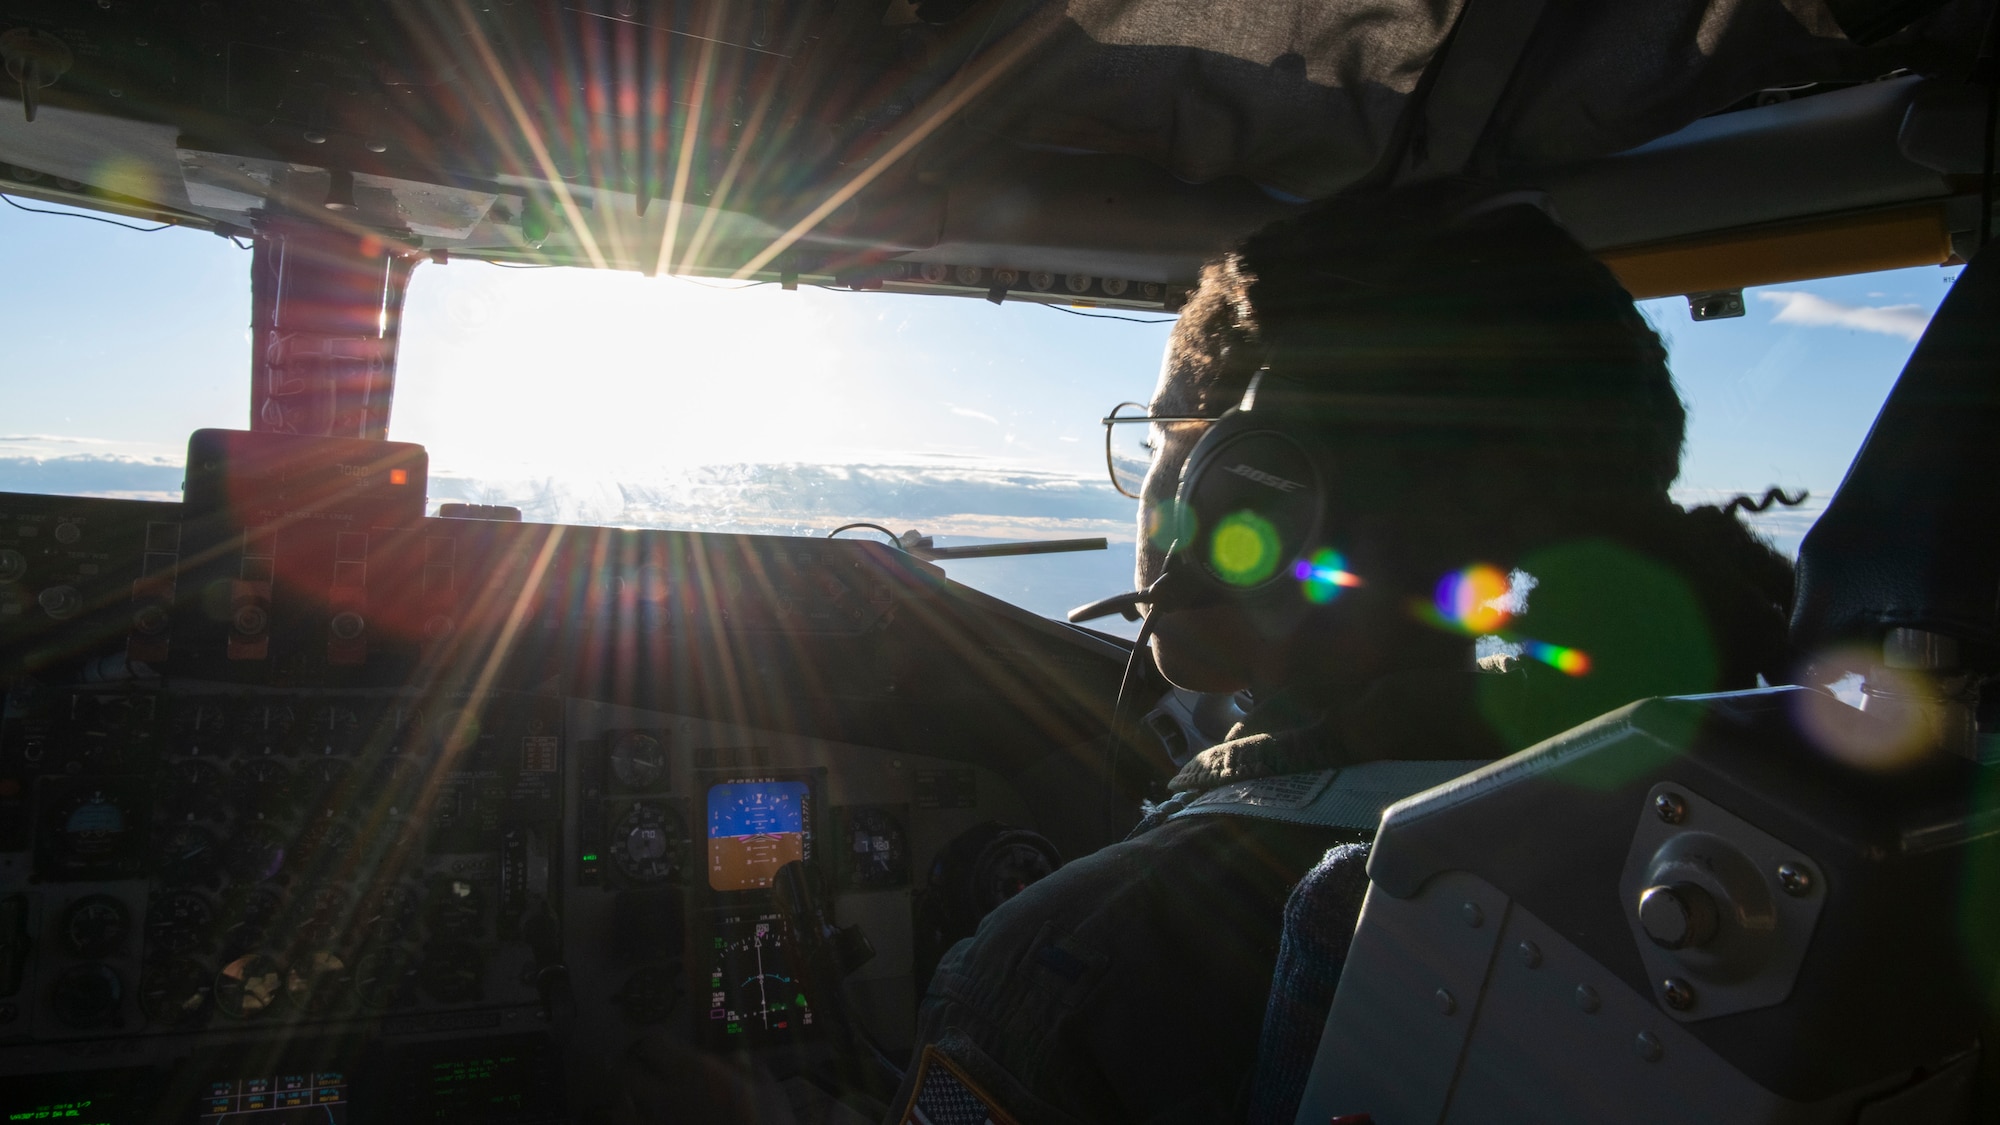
[948, 406, 998, 425]
[1757, 291, 1930, 341]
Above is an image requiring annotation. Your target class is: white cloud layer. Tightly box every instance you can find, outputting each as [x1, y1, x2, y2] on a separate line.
[1757, 291, 1930, 341]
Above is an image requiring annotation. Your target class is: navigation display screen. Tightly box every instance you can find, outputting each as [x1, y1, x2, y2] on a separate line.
[198, 1071, 347, 1122]
[706, 780, 811, 892]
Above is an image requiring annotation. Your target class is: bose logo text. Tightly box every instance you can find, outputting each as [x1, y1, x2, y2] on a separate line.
[1222, 463, 1305, 493]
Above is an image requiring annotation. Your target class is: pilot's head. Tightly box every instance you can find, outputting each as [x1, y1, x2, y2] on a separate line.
[1136, 196, 1789, 698]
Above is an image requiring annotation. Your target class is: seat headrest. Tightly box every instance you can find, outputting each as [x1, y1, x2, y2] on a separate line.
[1790, 250, 2000, 667]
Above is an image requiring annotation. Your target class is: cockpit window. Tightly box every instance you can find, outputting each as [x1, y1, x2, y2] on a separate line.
[0, 199, 1956, 632]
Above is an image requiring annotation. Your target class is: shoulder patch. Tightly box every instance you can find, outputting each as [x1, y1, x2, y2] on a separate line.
[900, 1045, 1021, 1125]
[1184, 769, 1337, 812]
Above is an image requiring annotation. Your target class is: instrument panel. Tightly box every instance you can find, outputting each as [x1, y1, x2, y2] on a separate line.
[0, 486, 1136, 1122]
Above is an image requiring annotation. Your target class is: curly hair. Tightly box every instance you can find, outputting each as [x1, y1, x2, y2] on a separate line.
[1161, 194, 1796, 687]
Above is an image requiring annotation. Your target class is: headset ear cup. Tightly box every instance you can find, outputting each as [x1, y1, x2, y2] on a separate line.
[1176, 421, 1324, 595]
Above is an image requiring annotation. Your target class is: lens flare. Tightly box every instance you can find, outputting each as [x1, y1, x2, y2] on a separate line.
[1433, 565, 1514, 634]
[1292, 549, 1362, 604]
[1210, 511, 1281, 586]
[1522, 641, 1592, 677]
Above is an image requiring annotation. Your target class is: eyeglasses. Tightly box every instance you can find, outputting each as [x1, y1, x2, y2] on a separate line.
[1101, 402, 1219, 499]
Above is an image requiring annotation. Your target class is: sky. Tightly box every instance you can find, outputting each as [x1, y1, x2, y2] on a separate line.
[0, 194, 1959, 632]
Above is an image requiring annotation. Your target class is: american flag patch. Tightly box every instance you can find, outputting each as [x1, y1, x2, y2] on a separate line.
[899, 1046, 1018, 1125]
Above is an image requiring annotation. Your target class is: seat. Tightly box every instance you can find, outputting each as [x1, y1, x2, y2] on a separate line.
[1269, 247, 2000, 1124]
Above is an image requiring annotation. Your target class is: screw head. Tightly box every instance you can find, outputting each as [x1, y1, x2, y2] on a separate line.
[1660, 978, 1695, 1011]
[1460, 902, 1484, 928]
[1573, 984, 1601, 1014]
[1778, 863, 1813, 897]
[1653, 792, 1687, 824]
[1433, 988, 1456, 1016]
[1517, 941, 1542, 969]
[366, 141, 388, 153]
[303, 130, 327, 145]
[1638, 883, 1719, 950]
[1634, 1030, 1664, 1062]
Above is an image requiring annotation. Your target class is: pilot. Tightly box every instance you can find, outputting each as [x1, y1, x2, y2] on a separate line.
[887, 192, 1796, 1125]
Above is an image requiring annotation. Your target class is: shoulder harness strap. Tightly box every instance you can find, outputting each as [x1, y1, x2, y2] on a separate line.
[1170, 759, 1489, 832]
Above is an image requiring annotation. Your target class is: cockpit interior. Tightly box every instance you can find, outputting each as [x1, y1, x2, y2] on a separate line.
[0, 0, 1996, 1122]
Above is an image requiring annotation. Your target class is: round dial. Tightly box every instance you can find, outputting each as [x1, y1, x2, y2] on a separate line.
[235, 702, 296, 755]
[366, 757, 422, 821]
[353, 946, 416, 1009]
[218, 888, 286, 959]
[51, 963, 123, 1028]
[140, 957, 213, 1027]
[223, 824, 288, 883]
[174, 701, 231, 744]
[843, 807, 910, 889]
[608, 731, 667, 789]
[417, 941, 482, 1004]
[214, 953, 286, 1019]
[162, 758, 227, 822]
[145, 892, 214, 956]
[51, 789, 142, 873]
[357, 885, 420, 944]
[430, 706, 482, 756]
[610, 802, 686, 884]
[60, 895, 131, 958]
[424, 879, 484, 940]
[291, 819, 357, 880]
[285, 949, 352, 1016]
[233, 759, 293, 820]
[296, 757, 353, 816]
[158, 824, 220, 886]
[304, 704, 361, 754]
[298, 886, 352, 947]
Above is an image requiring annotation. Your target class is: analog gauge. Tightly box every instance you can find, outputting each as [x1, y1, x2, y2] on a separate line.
[48, 788, 143, 876]
[174, 700, 231, 744]
[610, 802, 686, 884]
[216, 887, 286, 958]
[214, 952, 286, 1018]
[424, 879, 484, 940]
[298, 887, 352, 947]
[353, 946, 416, 1009]
[417, 941, 482, 1004]
[292, 818, 356, 879]
[223, 823, 288, 882]
[364, 757, 422, 821]
[144, 892, 213, 956]
[233, 758, 293, 820]
[357, 885, 420, 945]
[157, 824, 220, 886]
[285, 949, 352, 1016]
[235, 701, 296, 755]
[304, 704, 361, 754]
[430, 706, 482, 757]
[78, 733, 128, 773]
[296, 757, 353, 818]
[60, 894, 131, 958]
[842, 807, 911, 890]
[51, 963, 124, 1028]
[140, 957, 213, 1027]
[162, 758, 227, 821]
[608, 731, 667, 790]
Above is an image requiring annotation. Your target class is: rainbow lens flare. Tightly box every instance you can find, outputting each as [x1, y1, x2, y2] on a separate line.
[1521, 641, 1592, 677]
[1210, 510, 1282, 586]
[1292, 549, 1362, 604]
[1433, 565, 1514, 634]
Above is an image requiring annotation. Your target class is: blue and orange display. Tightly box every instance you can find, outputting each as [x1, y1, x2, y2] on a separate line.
[707, 781, 809, 892]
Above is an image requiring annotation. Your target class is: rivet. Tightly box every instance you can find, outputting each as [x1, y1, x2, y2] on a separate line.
[1777, 863, 1813, 897]
[366, 141, 388, 153]
[1634, 1030, 1664, 1062]
[1653, 792, 1687, 824]
[303, 130, 327, 144]
[1517, 941, 1542, 968]
[1461, 902, 1484, 928]
[1573, 985, 1600, 1014]
[1433, 988, 1456, 1016]
[1661, 978, 1695, 1011]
